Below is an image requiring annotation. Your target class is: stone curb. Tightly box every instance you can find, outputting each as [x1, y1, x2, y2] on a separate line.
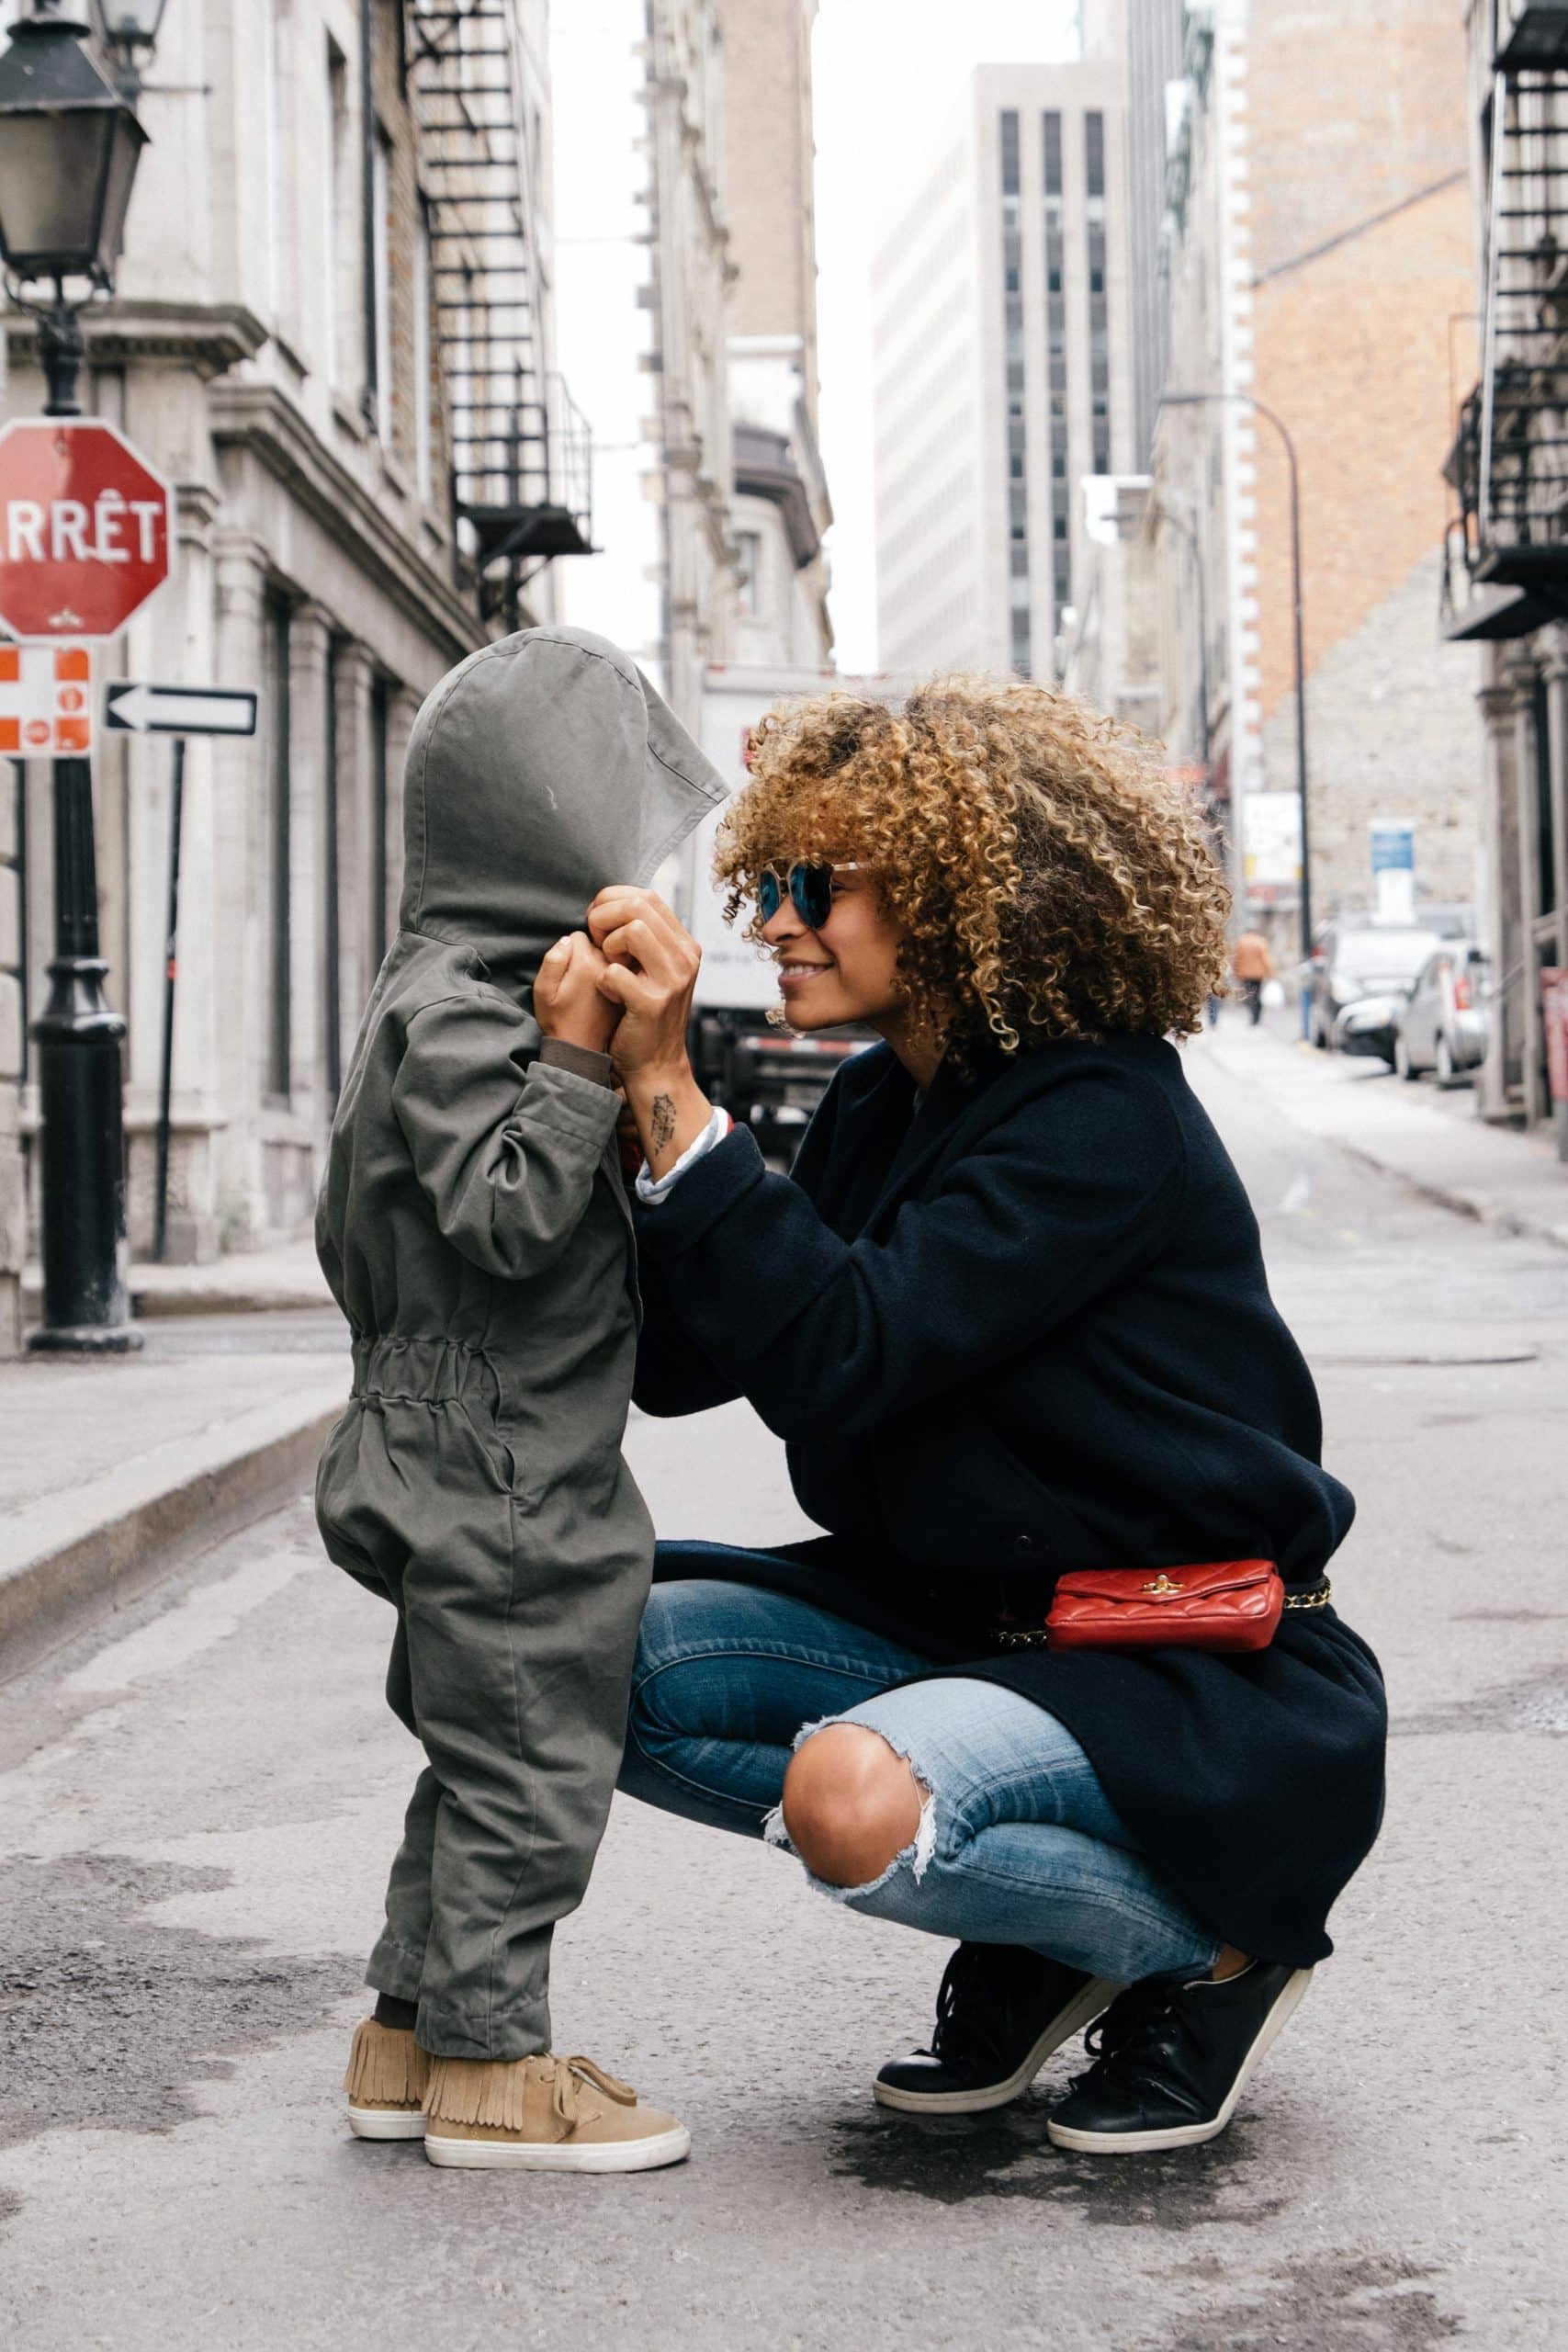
[0, 1383, 344, 1677]
[1201, 1032, 1568, 1254]
[22, 1273, 333, 1320]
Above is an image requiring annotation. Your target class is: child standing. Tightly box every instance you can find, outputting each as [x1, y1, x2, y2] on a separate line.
[313, 626, 724, 2170]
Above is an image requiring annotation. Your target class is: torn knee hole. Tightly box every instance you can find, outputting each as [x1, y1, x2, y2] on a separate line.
[772, 1723, 936, 1891]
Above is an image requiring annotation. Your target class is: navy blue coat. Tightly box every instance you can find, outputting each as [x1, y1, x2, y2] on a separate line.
[632, 1033, 1386, 1966]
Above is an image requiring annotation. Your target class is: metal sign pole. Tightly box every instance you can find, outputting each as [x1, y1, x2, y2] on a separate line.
[152, 735, 186, 1265]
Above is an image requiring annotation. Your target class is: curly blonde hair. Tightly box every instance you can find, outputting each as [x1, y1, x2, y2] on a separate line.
[716, 673, 1230, 1055]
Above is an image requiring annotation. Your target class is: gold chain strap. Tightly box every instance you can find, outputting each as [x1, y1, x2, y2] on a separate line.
[991, 1581, 1333, 1649]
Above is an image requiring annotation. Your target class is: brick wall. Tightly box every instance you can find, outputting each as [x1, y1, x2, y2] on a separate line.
[1243, 0, 1481, 904]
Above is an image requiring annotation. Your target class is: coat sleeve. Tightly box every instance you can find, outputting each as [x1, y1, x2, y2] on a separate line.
[632, 1251, 743, 1417]
[631, 1051, 855, 1419]
[633, 1066, 1187, 1445]
[392, 993, 621, 1281]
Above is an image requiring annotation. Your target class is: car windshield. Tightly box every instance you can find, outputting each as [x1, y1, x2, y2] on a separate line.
[1337, 929, 1442, 982]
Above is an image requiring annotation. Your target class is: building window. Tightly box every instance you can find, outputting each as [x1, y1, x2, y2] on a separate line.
[263, 0, 288, 326]
[1043, 111, 1070, 628]
[371, 123, 394, 445]
[1000, 109, 1021, 198]
[324, 638, 341, 1104]
[371, 673, 389, 967]
[999, 111, 1028, 676]
[1086, 117, 1111, 475]
[325, 39, 357, 395]
[265, 593, 292, 1100]
[413, 201, 434, 503]
[1043, 109, 1063, 198]
[737, 530, 763, 617]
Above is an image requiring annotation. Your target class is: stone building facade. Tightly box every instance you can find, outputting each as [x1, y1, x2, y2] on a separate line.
[1151, 0, 1483, 951]
[554, 0, 830, 711]
[1, 0, 574, 1306]
[717, 0, 831, 669]
[873, 60, 1135, 681]
[1440, 2, 1568, 1141]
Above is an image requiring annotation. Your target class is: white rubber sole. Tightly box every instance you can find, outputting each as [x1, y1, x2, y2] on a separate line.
[1045, 1966, 1314, 2154]
[872, 1976, 1122, 2116]
[423, 2123, 692, 2173]
[347, 2104, 427, 2141]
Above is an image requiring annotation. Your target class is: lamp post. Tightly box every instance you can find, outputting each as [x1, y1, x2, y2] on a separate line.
[96, 0, 171, 100]
[1158, 390, 1314, 996]
[0, 2, 152, 1349]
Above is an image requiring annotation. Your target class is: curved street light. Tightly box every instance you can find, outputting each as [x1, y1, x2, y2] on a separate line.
[1158, 390, 1314, 978]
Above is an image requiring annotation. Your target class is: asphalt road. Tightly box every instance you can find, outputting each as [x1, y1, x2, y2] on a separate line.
[2, 1035, 1565, 2352]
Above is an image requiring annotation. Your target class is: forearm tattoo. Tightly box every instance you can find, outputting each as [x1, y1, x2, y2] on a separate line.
[650, 1093, 677, 1154]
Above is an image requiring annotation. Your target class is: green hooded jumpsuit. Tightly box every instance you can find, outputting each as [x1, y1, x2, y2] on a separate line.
[313, 626, 725, 2063]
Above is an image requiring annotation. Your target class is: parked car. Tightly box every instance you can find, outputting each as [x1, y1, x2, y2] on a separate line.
[1307, 922, 1446, 1060]
[1393, 942, 1491, 1087]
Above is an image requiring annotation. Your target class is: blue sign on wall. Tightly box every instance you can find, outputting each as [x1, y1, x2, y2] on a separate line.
[1370, 820, 1415, 875]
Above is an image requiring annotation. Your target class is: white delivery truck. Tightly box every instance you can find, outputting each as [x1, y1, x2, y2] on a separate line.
[672, 662, 914, 1148]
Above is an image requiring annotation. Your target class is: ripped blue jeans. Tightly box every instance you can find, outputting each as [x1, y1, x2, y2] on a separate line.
[617, 1566, 1219, 1985]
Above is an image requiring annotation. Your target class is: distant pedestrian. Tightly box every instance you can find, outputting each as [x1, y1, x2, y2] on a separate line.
[596, 674, 1385, 2159]
[313, 628, 722, 2170]
[1232, 927, 1274, 1025]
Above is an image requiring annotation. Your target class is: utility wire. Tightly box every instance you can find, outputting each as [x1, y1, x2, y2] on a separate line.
[1250, 169, 1466, 289]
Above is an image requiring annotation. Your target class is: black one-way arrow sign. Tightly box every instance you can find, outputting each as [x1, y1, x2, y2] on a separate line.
[106, 681, 259, 737]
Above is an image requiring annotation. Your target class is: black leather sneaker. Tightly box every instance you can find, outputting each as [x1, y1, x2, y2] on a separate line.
[874, 1942, 1121, 2116]
[1045, 1958, 1314, 2153]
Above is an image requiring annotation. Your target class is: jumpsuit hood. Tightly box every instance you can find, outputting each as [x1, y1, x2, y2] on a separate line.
[399, 625, 728, 982]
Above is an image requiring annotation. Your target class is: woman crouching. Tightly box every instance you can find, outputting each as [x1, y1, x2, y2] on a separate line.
[592, 674, 1386, 2154]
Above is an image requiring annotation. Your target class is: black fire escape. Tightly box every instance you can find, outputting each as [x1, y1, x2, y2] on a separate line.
[404, 0, 593, 623]
[1444, 4, 1568, 640]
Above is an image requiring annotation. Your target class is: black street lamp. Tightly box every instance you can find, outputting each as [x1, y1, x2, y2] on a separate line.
[95, 1, 171, 100]
[0, 1, 153, 1351]
[1158, 390, 1314, 988]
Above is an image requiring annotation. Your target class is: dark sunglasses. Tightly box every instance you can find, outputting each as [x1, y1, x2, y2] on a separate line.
[757, 859, 863, 930]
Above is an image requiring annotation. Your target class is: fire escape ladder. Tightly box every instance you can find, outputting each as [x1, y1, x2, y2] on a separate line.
[404, 0, 592, 616]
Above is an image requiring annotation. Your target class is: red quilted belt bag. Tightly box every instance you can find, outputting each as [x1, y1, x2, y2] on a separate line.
[1034, 1558, 1330, 1656]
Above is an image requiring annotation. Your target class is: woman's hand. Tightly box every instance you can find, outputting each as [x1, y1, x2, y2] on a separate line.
[534, 931, 620, 1057]
[587, 886, 713, 1177]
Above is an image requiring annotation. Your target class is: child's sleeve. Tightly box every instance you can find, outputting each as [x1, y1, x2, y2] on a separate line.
[391, 993, 621, 1281]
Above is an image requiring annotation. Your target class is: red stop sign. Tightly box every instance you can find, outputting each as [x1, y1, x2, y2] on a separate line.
[0, 418, 173, 640]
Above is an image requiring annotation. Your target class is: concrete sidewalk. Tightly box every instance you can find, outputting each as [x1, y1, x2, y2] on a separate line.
[2, 1266, 346, 1672]
[23, 1235, 333, 1320]
[1196, 1021, 1568, 1249]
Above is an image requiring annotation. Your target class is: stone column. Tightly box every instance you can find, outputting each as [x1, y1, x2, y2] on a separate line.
[210, 532, 271, 1244]
[1512, 658, 1548, 1127]
[1476, 673, 1519, 1123]
[332, 641, 378, 1090]
[383, 685, 422, 949]
[287, 605, 333, 1151]
[1545, 632, 1568, 1158]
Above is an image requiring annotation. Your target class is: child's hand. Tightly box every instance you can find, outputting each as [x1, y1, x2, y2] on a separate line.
[535, 932, 621, 1057]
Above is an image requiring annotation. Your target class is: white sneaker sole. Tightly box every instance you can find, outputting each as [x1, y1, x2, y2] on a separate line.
[1045, 1966, 1314, 2154]
[872, 1976, 1122, 2116]
[423, 2123, 692, 2173]
[347, 2104, 427, 2141]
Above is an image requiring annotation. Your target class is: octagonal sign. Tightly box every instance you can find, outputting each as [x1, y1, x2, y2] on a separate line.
[0, 418, 174, 641]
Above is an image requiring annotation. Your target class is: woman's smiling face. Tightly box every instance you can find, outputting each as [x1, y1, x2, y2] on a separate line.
[761, 862, 908, 1035]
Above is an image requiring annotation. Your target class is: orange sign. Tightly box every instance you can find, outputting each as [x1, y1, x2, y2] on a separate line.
[0, 642, 94, 753]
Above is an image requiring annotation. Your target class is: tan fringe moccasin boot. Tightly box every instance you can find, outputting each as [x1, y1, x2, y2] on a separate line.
[344, 2018, 431, 2141]
[422, 2052, 691, 2173]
